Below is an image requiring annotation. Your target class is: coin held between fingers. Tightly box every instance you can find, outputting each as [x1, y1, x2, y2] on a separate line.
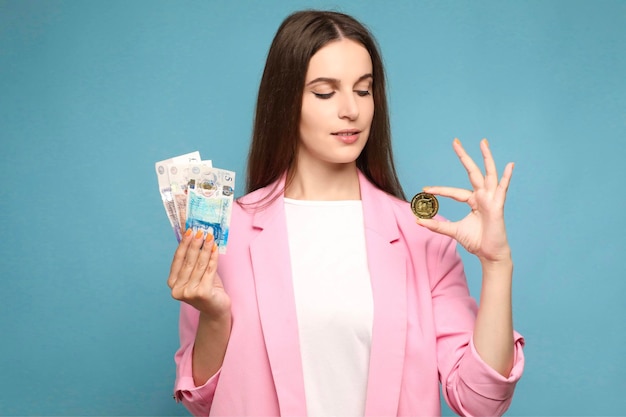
[411, 192, 439, 219]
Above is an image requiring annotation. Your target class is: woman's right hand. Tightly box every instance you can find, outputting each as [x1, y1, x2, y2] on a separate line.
[167, 229, 231, 319]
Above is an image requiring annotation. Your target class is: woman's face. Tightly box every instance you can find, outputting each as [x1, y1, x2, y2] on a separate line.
[298, 38, 374, 170]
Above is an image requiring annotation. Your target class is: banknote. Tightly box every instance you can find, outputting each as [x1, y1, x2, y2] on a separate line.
[155, 151, 201, 241]
[168, 160, 212, 235]
[185, 166, 236, 254]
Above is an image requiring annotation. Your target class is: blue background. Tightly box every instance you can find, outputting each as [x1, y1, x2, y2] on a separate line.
[1, 0, 625, 415]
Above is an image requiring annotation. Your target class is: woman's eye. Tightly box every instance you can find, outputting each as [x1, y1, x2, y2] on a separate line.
[313, 92, 335, 99]
[356, 90, 371, 97]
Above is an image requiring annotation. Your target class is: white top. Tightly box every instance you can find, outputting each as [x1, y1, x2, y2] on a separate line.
[284, 198, 374, 417]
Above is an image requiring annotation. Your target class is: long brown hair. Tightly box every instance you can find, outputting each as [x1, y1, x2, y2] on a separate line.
[245, 10, 406, 201]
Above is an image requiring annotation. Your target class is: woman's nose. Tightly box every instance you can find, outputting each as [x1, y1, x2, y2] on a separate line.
[338, 91, 359, 120]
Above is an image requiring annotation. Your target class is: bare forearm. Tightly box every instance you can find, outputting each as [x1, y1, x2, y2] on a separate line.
[473, 258, 515, 377]
[192, 311, 231, 386]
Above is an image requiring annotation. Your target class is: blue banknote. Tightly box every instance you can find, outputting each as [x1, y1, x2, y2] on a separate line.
[185, 166, 236, 253]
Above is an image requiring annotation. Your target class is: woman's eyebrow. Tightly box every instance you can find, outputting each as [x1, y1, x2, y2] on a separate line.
[306, 73, 373, 87]
[306, 77, 339, 87]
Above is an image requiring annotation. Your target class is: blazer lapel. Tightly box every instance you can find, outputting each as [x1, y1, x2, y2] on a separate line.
[248, 182, 308, 416]
[359, 172, 408, 416]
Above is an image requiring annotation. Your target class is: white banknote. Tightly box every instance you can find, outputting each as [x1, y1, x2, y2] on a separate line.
[168, 160, 212, 235]
[155, 151, 201, 242]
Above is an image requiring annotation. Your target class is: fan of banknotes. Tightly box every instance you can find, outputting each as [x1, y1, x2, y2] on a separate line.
[155, 151, 235, 253]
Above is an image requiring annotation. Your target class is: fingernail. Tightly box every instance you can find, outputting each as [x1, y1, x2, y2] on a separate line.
[453, 138, 461, 145]
[184, 228, 193, 237]
[195, 230, 204, 239]
[205, 232, 214, 241]
[212, 243, 218, 252]
[422, 186, 431, 191]
[483, 138, 489, 146]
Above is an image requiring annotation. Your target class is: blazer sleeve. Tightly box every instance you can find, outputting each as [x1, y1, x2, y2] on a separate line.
[429, 234, 525, 417]
[173, 302, 221, 416]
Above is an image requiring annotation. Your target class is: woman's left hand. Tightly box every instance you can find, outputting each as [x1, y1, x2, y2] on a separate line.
[416, 138, 514, 264]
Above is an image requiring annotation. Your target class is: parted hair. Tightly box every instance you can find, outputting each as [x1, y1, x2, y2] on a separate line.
[244, 9, 406, 201]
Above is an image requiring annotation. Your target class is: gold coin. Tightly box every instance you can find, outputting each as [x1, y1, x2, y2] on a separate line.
[410, 192, 439, 219]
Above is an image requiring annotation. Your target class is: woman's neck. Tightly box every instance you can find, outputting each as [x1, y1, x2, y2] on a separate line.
[285, 163, 361, 201]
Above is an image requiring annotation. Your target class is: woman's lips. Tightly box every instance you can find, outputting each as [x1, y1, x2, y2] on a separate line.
[332, 129, 361, 144]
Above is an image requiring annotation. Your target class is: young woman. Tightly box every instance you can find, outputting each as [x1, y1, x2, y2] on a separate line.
[167, 10, 524, 417]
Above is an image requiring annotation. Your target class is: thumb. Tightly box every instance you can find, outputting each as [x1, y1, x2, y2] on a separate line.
[415, 217, 456, 239]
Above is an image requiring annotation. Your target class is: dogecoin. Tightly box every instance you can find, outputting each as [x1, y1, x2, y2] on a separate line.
[410, 192, 439, 219]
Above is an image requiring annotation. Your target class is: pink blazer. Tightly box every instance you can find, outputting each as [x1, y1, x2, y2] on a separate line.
[173, 172, 525, 416]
